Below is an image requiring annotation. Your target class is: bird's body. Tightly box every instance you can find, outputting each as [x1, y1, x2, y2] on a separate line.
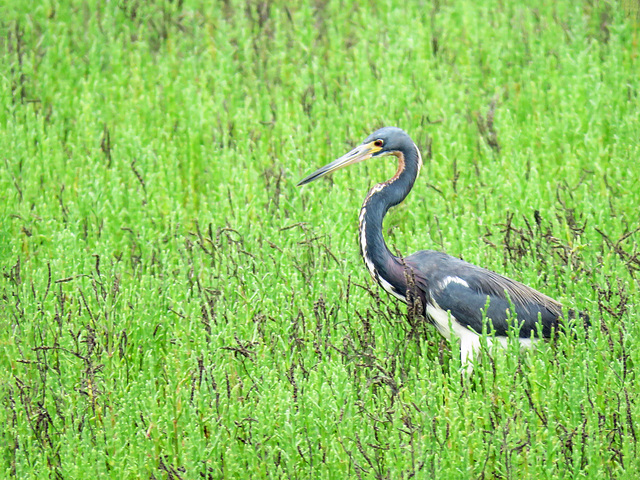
[298, 127, 583, 369]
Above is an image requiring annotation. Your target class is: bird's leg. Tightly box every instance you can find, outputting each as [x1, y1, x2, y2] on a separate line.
[460, 333, 481, 375]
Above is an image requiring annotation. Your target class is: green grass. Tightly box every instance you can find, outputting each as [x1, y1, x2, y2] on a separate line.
[1, 0, 639, 478]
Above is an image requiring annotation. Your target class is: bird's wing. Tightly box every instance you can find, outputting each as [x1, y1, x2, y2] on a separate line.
[404, 250, 563, 338]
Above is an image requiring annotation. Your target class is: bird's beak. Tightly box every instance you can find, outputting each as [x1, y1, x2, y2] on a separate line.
[297, 141, 382, 186]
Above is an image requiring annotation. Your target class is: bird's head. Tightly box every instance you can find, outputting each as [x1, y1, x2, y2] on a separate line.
[297, 127, 412, 186]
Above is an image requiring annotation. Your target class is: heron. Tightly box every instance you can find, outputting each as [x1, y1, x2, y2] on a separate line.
[297, 127, 587, 371]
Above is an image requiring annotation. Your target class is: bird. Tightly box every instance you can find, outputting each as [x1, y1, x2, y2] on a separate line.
[297, 127, 587, 372]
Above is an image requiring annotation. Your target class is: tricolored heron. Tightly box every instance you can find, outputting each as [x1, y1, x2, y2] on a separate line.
[298, 127, 585, 371]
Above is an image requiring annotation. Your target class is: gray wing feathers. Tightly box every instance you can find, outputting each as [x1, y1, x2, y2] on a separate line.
[404, 250, 563, 338]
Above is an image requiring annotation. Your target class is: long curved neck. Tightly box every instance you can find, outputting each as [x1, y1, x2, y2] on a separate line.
[358, 145, 422, 302]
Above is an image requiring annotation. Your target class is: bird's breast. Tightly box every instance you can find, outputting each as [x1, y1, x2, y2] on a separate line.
[359, 213, 407, 303]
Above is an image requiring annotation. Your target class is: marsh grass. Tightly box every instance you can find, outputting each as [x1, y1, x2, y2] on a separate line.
[1, 0, 639, 478]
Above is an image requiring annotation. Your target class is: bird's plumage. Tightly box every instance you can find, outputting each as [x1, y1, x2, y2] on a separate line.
[298, 127, 586, 370]
[404, 250, 562, 337]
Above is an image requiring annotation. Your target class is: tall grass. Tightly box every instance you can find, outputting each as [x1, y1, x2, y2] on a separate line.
[1, 0, 639, 478]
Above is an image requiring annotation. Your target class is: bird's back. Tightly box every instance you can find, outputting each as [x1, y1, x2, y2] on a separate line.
[404, 250, 565, 338]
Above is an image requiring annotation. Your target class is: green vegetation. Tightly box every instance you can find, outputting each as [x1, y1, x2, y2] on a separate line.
[1, 0, 639, 478]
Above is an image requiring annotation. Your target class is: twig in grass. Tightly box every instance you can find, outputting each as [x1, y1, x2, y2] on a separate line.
[130, 159, 147, 203]
[476, 95, 501, 154]
[100, 124, 112, 167]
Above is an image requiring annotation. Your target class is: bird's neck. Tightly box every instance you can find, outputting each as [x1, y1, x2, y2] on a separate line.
[358, 147, 422, 302]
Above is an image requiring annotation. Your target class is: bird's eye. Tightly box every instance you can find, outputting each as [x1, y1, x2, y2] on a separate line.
[374, 139, 383, 147]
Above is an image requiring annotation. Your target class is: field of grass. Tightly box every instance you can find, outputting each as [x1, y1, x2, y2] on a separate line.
[1, 0, 640, 478]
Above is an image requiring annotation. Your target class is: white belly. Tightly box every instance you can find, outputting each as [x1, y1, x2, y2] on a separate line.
[425, 300, 538, 372]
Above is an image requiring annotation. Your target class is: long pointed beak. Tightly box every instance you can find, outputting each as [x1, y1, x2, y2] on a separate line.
[297, 141, 381, 186]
